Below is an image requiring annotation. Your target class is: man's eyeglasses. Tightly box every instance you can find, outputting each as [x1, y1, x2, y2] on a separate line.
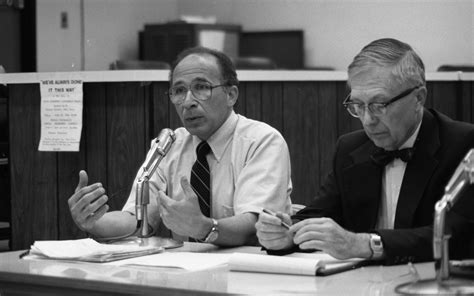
[343, 85, 421, 118]
[167, 81, 228, 105]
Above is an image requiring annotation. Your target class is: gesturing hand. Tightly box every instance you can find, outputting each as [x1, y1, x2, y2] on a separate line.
[158, 176, 211, 239]
[68, 170, 109, 232]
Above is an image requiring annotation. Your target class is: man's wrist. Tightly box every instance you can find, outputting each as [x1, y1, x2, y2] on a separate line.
[197, 218, 214, 240]
[196, 218, 219, 243]
[354, 233, 374, 259]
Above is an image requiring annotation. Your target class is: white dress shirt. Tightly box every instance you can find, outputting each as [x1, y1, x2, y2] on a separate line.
[376, 120, 422, 229]
[122, 111, 293, 238]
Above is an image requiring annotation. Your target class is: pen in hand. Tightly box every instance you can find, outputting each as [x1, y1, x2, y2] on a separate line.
[262, 208, 291, 229]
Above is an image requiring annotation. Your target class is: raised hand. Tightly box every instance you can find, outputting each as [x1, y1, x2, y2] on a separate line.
[68, 170, 109, 232]
[158, 176, 211, 239]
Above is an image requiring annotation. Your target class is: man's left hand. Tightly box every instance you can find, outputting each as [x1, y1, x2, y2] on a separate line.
[158, 176, 211, 239]
[291, 217, 372, 260]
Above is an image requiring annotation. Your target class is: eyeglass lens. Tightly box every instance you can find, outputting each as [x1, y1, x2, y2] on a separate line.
[169, 82, 212, 104]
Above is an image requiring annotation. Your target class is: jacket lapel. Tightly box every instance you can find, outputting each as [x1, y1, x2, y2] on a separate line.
[342, 141, 383, 231]
[394, 110, 440, 228]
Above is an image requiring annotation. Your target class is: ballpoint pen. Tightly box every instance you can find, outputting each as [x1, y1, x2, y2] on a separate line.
[262, 208, 291, 229]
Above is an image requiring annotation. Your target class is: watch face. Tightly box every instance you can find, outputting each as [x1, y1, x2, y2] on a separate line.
[204, 219, 219, 243]
[206, 230, 218, 243]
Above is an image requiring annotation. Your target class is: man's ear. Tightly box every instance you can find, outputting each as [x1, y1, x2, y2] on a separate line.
[226, 85, 239, 107]
[415, 86, 427, 111]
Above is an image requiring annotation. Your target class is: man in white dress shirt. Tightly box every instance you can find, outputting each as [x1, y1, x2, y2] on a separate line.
[68, 47, 292, 246]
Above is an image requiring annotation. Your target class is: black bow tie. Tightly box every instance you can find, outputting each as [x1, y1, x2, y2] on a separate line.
[371, 147, 415, 166]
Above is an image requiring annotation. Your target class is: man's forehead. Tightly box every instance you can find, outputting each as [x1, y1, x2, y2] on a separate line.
[172, 54, 221, 83]
[349, 67, 399, 95]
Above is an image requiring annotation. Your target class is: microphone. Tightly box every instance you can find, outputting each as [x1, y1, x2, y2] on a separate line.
[142, 128, 176, 178]
[440, 148, 474, 206]
[136, 129, 176, 226]
[433, 148, 474, 282]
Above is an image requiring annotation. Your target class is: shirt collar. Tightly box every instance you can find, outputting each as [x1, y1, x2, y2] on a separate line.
[400, 118, 422, 149]
[193, 111, 238, 162]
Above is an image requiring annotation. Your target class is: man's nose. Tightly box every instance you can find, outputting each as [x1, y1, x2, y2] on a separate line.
[181, 89, 197, 108]
[360, 107, 378, 126]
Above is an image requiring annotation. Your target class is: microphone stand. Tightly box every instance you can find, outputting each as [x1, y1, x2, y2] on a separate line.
[135, 140, 165, 238]
[396, 149, 474, 295]
[107, 129, 182, 249]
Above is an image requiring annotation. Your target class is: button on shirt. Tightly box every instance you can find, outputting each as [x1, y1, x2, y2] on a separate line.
[376, 120, 422, 229]
[123, 111, 293, 239]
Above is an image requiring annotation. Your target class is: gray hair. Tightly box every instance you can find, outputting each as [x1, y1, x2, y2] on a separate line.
[348, 38, 425, 89]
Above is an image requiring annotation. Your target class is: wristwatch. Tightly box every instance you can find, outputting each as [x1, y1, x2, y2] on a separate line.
[369, 233, 384, 260]
[202, 218, 219, 243]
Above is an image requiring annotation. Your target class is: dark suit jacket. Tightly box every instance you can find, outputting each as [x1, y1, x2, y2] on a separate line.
[293, 108, 474, 264]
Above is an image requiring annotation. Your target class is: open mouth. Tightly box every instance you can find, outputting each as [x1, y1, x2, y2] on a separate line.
[185, 115, 203, 122]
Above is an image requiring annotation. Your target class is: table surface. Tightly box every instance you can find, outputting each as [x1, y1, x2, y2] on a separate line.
[0, 242, 436, 296]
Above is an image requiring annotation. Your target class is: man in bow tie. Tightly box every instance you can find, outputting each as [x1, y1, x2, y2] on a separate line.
[256, 38, 474, 264]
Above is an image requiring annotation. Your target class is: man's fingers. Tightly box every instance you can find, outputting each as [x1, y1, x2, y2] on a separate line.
[70, 170, 103, 206]
[299, 239, 325, 251]
[257, 230, 289, 241]
[70, 185, 105, 209]
[259, 212, 285, 226]
[290, 217, 329, 232]
[256, 219, 288, 233]
[75, 170, 89, 193]
[158, 190, 171, 208]
[87, 203, 109, 223]
[180, 176, 196, 200]
[276, 212, 292, 226]
[293, 229, 325, 244]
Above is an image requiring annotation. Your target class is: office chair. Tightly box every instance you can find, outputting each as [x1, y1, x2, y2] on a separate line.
[110, 60, 171, 70]
[233, 56, 277, 69]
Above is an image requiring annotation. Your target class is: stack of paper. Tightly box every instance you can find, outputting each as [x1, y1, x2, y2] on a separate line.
[109, 251, 363, 276]
[109, 252, 231, 271]
[228, 253, 365, 276]
[27, 238, 163, 263]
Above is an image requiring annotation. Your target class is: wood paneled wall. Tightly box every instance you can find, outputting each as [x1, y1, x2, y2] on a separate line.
[8, 80, 474, 250]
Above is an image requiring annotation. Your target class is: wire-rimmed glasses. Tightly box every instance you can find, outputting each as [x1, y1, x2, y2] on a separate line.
[167, 80, 228, 105]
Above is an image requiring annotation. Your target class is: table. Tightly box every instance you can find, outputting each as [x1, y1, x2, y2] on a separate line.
[0, 242, 436, 295]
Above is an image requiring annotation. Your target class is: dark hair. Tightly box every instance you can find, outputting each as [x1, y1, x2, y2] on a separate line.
[169, 46, 239, 86]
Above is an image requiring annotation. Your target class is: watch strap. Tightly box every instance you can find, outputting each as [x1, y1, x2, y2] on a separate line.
[203, 218, 219, 243]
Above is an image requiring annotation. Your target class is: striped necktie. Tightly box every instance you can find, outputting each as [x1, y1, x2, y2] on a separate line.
[191, 141, 211, 217]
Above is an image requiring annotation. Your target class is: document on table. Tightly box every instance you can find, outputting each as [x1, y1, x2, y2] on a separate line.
[108, 250, 363, 276]
[23, 238, 163, 263]
[107, 252, 231, 271]
[228, 252, 365, 276]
